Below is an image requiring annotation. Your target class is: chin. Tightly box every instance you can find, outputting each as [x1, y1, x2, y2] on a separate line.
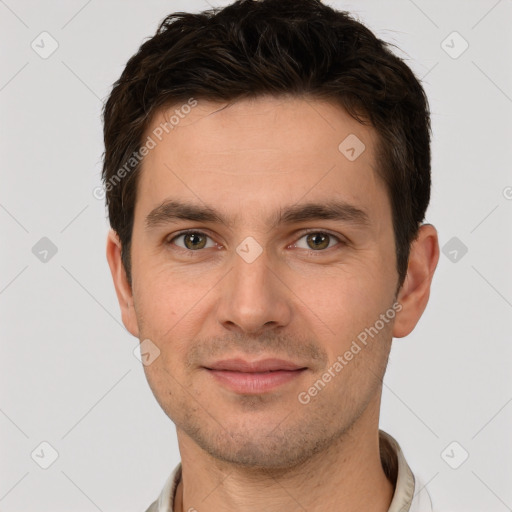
[183, 416, 338, 471]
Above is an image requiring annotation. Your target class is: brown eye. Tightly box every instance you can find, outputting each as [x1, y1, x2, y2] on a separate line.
[170, 231, 214, 250]
[293, 231, 342, 251]
[184, 232, 207, 250]
[306, 232, 331, 250]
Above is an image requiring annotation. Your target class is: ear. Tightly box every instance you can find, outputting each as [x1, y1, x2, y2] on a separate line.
[106, 229, 140, 338]
[393, 224, 439, 338]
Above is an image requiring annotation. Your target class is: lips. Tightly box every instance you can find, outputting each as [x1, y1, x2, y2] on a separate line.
[204, 358, 307, 394]
[205, 358, 306, 373]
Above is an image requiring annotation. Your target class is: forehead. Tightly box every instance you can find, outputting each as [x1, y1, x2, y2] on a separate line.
[135, 96, 387, 227]
[143, 95, 376, 167]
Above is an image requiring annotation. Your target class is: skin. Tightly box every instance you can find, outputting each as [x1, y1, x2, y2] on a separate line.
[106, 96, 439, 512]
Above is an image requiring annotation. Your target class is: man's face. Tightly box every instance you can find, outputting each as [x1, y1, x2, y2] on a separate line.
[122, 97, 400, 468]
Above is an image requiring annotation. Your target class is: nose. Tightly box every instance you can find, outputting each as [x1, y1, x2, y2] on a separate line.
[216, 246, 292, 335]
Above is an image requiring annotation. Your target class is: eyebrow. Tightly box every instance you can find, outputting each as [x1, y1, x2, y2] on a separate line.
[145, 199, 370, 231]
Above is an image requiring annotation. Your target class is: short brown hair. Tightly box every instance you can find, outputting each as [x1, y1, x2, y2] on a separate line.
[102, 0, 431, 288]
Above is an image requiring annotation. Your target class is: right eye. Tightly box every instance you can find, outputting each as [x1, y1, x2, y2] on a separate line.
[168, 231, 217, 251]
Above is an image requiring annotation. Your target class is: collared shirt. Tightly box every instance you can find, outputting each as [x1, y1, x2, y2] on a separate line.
[145, 429, 433, 512]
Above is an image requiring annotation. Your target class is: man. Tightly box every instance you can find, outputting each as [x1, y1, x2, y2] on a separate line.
[102, 1, 439, 510]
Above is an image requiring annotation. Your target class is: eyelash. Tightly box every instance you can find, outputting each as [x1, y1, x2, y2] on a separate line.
[166, 229, 346, 254]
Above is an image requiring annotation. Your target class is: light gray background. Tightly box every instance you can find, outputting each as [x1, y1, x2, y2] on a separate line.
[1, 0, 511, 510]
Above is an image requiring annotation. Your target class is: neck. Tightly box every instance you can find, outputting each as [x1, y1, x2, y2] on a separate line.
[173, 399, 395, 512]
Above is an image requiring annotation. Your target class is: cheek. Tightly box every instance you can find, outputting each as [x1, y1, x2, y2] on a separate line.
[307, 270, 394, 356]
[318, 266, 389, 315]
[134, 265, 200, 331]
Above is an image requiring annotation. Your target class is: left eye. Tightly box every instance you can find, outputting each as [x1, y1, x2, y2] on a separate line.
[294, 232, 341, 251]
